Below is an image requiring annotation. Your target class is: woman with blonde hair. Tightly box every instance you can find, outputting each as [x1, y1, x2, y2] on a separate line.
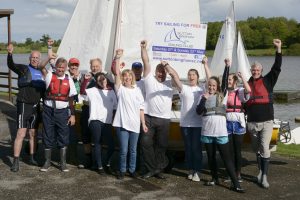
[112, 49, 148, 179]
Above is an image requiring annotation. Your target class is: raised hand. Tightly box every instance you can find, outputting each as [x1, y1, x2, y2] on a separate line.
[140, 40, 147, 48]
[224, 58, 231, 67]
[84, 72, 92, 80]
[202, 56, 208, 64]
[115, 49, 123, 58]
[273, 39, 282, 48]
[47, 39, 54, 46]
[203, 92, 210, 99]
[237, 72, 243, 79]
[7, 43, 13, 54]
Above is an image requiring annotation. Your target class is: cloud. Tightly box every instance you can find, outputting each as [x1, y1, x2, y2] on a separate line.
[31, 0, 78, 6]
[35, 8, 69, 19]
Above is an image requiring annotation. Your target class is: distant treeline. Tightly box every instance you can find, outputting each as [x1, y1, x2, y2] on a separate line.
[207, 16, 300, 55]
[1, 17, 300, 55]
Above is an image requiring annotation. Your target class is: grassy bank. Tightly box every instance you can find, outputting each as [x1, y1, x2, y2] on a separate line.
[0, 46, 58, 54]
[205, 48, 287, 57]
[275, 142, 300, 158]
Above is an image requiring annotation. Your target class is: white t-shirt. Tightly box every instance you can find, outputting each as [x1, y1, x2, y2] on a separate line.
[144, 74, 173, 119]
[180, 84, 205, 127]
[201, 94, 228, 137]
[136, 79, 146, 99]
[113, 85, 144, 133]
[86, 87, 117, 124]
[226, 87, 250, 128]
[44, 72, 77, 109]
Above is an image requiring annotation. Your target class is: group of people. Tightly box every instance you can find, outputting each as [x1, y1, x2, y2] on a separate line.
[7, 37, 282, 193]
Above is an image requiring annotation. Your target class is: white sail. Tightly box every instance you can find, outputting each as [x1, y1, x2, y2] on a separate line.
[210, 1, 251, 80]
[210, 1, 236, 77]
[57, 0, 207, 79]
[236, 31, 251, 80]
[57, 0, 118, 72]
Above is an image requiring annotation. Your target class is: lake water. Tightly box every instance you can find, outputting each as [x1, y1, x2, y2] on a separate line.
[0, 54, 300, 129]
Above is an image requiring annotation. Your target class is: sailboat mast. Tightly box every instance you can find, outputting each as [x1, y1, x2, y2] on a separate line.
[112, 0, 122, 57]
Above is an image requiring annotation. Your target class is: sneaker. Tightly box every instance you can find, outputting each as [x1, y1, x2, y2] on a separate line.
[187, 170, 193, 180]
[205, 178, 219, 186]
[223, 176, 231, 183]
[237, 176, 243, 183]
[98, 168, 105, 175]
[78, 164, 85, 169]
[192, 172, 200, 182]
[103, 165, 112, 174]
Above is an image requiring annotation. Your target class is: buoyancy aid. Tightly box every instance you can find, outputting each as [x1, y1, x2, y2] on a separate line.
[204, 93, 226, 116]
[46, 73, 70, 102]
[247, 78, 272, 106]
[18, 65, 45, 89]
[226, 89, 243, 112]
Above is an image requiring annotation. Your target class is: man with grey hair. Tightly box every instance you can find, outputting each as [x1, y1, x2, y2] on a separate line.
[246, 39, 282, 188]
[7, 44, 46, 172]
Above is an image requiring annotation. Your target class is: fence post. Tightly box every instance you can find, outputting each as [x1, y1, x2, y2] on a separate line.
[7, 15, 12, 101]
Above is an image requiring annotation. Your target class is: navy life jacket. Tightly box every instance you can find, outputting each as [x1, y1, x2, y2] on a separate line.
[18, 65, 45, 89]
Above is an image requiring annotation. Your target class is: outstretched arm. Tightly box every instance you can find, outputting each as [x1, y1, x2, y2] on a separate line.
[38, 52, 57, 77]
[237, 72, 251, 94]
[202, 56, 211, 81]
[141, 40, 151, 77]
[161, 61, 182, 91]
[112, 49, 123, 91]
[221, 58, 230, 94]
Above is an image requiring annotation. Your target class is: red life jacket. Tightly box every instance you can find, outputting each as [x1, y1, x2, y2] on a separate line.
[46, 73, 70, 102]
[247, 78, 271, 106]
[226, 89, 243, 112]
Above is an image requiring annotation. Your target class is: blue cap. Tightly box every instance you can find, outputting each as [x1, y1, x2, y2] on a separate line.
[131, 62, 143, 68]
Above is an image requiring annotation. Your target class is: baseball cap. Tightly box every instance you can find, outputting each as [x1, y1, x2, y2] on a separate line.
[69, 57, 80, 65]
[131, 62, 142, 68]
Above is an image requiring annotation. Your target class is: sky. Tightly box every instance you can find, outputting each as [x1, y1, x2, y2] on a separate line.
[0, 0, 300, 42]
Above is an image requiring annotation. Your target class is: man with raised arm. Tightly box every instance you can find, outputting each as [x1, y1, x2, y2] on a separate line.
[246, 39, 282, 189]
[7, 44, 47, 172]
[140, 40, 179, 179]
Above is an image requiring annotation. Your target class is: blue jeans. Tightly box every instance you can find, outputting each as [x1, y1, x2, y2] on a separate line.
[89, 120, 114, 168]
[181, 127, 202, 171]
[117, 128, 139, 173]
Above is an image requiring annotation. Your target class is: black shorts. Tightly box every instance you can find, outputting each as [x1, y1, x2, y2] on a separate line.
[17, 102, 40, 129]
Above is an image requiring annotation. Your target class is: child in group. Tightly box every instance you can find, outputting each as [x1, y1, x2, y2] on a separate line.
[222, 59, 251, 182]
[112, 49, 147, 179]
[196, 75, 245, 193]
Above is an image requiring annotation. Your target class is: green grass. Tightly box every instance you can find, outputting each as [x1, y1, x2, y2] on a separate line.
[205, 48, 282, 57]
[0, 46, 58, 54]
[275, 142, 300, 158]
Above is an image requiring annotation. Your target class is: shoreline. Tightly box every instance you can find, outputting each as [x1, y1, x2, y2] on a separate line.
[0, 48, 299, 56]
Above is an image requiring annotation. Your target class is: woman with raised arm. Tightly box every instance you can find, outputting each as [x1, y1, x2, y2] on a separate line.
[222, 59, 251, 182]
[171, 57, 211, 182]
[112, 49, 147, 180]
[196, 73, 245, 193]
